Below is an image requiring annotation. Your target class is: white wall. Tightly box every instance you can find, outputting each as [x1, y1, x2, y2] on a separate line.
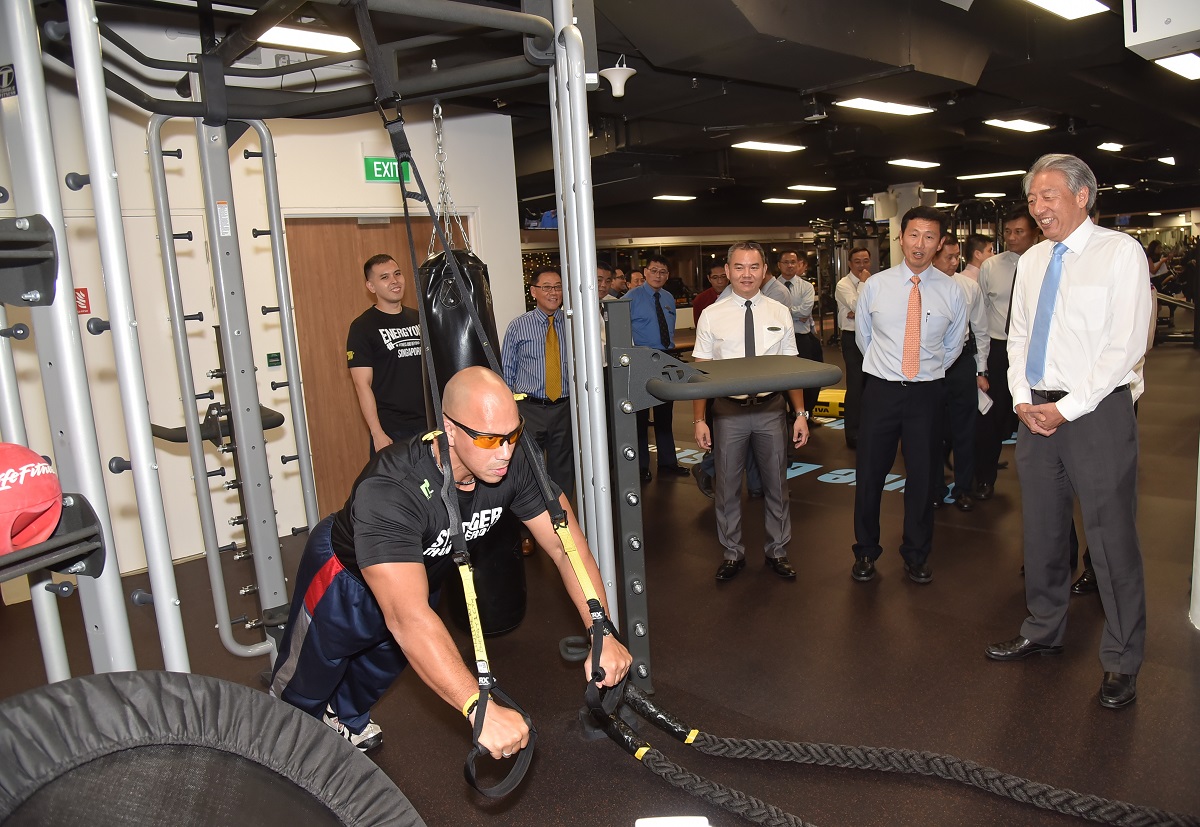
[0, 71, 526, 575]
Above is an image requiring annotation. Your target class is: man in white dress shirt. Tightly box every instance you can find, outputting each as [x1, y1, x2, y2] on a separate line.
[692, 242, 810, 583]
[932, 234, 990, 513]
[985, 154, 1151, 711]
[835, 247, 873, 448]
[850, 208, 967, 586]
[974, 210, 1039, 499]
[776, 250, 824, 414]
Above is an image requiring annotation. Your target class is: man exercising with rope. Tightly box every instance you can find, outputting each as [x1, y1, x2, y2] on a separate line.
[271, 366, 631, 757]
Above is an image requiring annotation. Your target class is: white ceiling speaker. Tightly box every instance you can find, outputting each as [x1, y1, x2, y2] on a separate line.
[599, 54, 636, 98]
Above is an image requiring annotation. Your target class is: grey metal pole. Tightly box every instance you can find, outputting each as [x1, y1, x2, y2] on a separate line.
[194, 117, 289, 649]
[0, 0, 136, 673]
[551, 7, 617, 614]
[546, 67, 593, 536]
[1192, 437, 1199, 630]
[147, 115, 271, 659]
[66, 0, 190, 673]
[242, 120, 319, 528]
[0, 306, 71, 683]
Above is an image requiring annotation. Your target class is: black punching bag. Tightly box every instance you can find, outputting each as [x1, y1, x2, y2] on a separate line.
[420, 249, 526, 637]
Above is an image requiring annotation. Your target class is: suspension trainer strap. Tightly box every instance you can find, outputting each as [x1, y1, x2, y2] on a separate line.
[354, 1, 534, 798]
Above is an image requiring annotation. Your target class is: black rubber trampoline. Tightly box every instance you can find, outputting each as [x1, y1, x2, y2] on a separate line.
[0, 670, 426, 827]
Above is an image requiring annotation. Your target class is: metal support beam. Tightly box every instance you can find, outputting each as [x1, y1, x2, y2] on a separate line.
[66, 0, 190, 673]
[194, 118, 288, 652]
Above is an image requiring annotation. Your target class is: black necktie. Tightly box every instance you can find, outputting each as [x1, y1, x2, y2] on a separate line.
[654, 291, 670, 348]
[744, 299, 755, 357]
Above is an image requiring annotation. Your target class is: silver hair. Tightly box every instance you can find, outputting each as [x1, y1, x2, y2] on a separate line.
[1023, 153, 1098, 212]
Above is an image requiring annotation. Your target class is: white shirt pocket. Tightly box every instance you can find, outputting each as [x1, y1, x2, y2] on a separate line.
[1065, 285, 1107, 331]
[922, 310, 950, 347]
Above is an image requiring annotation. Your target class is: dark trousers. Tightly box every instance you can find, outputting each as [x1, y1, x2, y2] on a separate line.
[974, 339, 1014, 487]
[796, 331, 824, 412]
[938, 353, 978, 499]
[270, 516, 439, 734]
[853, 376, 944, 564]
[1017, 388, 1145, 674]
[518, 398, 575, 497]
[840, 332, 866, 443]
[637, 400, 679, 471]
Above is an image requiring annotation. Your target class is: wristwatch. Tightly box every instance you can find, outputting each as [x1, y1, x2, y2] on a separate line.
[977, 371, 989, 377]
[797, 410, 810, 420]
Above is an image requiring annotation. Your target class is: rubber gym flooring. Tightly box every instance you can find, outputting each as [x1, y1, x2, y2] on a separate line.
[1, 318, 1198, 827]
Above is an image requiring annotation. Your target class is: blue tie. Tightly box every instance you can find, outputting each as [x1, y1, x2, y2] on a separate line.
[1025, 242, 1068, 387]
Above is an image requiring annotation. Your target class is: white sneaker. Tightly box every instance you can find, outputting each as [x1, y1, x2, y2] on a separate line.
[323, 704, 383, 752]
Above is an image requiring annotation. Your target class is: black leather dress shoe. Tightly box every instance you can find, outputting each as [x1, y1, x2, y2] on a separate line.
[931, 498, 943, 510]
[903, 561, 933, 584]
[851, 557, 875, 582]
[1099, 672, 1137, 709]
[660, 465, 691, 477]
[715, 559, 745, 582]
[974, 482, 994, 500]
[765, 556, 796, 579]
[985, 635, 1064, 661]
[996, 461, 1009, 470]
[748, 489, 764, 499]
[955, 494, 975, 512]
[639, 469, 652, 482]
[691, 465, 714, 499]
[1071, 567, 1099, 595]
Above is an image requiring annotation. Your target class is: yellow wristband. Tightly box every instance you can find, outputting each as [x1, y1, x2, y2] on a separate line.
[462, 692, 480, 718]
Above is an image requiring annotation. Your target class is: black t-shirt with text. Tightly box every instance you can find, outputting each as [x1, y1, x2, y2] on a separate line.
[330, 435, 554, 589]
[346, 305, 425, 435]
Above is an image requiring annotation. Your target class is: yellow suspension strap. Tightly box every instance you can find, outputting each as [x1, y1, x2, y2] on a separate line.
[417, 430, 536, 798]
[552, 519, 626, 720]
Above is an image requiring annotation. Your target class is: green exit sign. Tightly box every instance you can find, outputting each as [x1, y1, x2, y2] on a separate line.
[363, 157, 411, 183]
[267, 352, 281, 368]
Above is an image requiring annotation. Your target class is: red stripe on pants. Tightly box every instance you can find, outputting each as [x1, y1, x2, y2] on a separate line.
[304, 553, 345, 615]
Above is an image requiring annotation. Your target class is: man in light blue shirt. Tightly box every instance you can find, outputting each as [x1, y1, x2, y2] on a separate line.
[625, 254, 689, 482]
[851, 206, 968, 586]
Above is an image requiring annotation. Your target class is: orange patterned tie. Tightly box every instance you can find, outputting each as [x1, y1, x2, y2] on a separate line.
[901, 275, 921, 379]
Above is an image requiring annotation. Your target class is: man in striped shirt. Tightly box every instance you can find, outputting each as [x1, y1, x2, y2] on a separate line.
[501, 266, 574, 496]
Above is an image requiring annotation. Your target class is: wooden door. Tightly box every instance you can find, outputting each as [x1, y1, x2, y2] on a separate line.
[286, 215, 460, 514]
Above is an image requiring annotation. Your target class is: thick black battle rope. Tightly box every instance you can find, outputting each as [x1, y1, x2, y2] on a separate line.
[690, 734, 1197, 827]
[621, 685, 1199, 827]
[639, 749, 816, 827]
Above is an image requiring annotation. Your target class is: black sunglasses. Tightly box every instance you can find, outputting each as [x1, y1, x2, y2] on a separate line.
[446, 415, 525, 449]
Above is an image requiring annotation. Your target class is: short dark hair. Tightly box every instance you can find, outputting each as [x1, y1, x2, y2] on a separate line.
[709, 259, 728, 273]
[1003, 207, 1037, 232]
[964, 233, 992, 263]
[597, 260, 614, 275]
[939, 232, 959, 250]
[725, 241, 767, 266]
[363, 254, 397, 279]
[899, 206, 948, 236]
[646, 254, 670, 269]
[848, 246, 871, 259]
[530, 265, 560, 286]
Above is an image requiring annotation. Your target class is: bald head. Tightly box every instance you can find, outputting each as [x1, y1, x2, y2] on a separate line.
[443, 366, 516, 426]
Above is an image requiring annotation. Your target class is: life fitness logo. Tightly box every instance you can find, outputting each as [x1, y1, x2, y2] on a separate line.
[0, 461, 55, 492]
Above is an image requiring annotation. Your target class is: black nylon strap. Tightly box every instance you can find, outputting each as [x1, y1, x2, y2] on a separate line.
[351, 1, 549, 799]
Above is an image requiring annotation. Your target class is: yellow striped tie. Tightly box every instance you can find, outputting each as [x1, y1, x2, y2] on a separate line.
[545, 315, 561, 402]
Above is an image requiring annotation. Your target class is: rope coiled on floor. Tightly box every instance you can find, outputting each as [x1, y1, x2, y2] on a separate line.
[691, 733, 1198, 827]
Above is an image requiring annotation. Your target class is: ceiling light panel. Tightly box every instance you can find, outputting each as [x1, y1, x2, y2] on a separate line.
[260, 25, 358, 53]
[763, 198, 806, 204]
[889, 159, 940, 169]
[1097, 142, 1123, 151]
[957, 170, 1026, 180]
[984, 118, 1054, 132]
[1155, 53, 1200, 80]
[1019, 0, 1109, 20]
[787, 184, 836, 192]
[975, 192, 1006, 198]
[653, 195, 696, 201]
[732, 141, 806, 153]
[836, 98, 935, 116]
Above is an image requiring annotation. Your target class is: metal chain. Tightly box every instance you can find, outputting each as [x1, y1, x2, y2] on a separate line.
[429, 100, 471, 257]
